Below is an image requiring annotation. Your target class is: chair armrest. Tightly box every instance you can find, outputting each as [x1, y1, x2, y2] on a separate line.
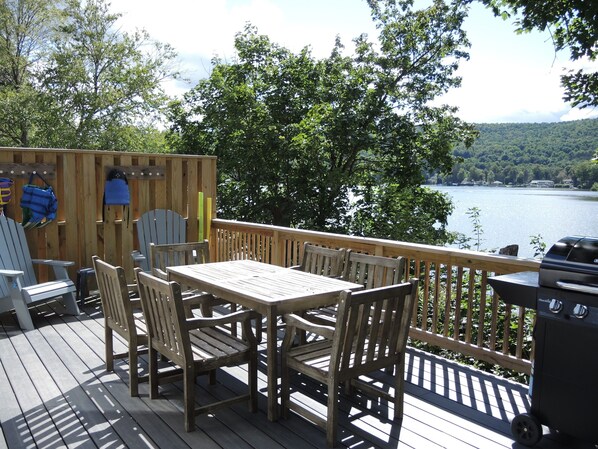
[182, 292, 215, 308]
[303, 309, 337, 326]
[284, 313, 335, 340]
[152, 268, 168, 280]
[32, 259, 74, 280]
[131, 251, 146, 265]
[185, 309, 257, 330]
[32, 259, 75, 267]
[0, 268, 25, 281]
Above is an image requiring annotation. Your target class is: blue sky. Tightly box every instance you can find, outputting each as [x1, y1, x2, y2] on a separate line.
[113, 0, 598, 124]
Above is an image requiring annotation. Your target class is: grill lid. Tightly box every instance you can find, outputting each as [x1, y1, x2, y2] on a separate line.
[539, 236, 598, 289]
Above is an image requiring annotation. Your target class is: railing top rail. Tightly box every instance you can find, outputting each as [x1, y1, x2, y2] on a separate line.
[212, 218, 541, 273]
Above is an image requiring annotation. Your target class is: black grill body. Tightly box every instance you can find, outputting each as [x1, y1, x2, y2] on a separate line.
[489, 236, 598, 447]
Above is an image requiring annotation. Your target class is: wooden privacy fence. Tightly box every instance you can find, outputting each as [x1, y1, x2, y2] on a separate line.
[0, 148, 216, 285]
[211, 218, 541, 375]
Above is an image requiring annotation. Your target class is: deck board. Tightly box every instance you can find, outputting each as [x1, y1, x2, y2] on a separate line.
[0, 297, 595, 449]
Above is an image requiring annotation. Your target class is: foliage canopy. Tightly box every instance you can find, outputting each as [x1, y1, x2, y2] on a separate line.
[441, 119, 598, 186]
[169, 0, 477, 245]
[0, 0, 177, 150]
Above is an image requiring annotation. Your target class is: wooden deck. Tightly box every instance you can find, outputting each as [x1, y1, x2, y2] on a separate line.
[0, 297, 594, 449]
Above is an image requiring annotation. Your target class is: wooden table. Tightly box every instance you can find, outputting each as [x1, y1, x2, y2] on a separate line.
[167, 260, 363, 421]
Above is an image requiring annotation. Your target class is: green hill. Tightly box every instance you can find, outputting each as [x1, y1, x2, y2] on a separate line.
[437, 118, 598, 187]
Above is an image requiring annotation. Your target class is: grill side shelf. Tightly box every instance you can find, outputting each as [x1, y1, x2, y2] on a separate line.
[488, 271, 539, 309]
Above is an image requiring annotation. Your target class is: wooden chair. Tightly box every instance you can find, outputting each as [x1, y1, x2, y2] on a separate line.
[499, 244, 519, 256]
[135, 268, 258, 432]
[148, 241, 210, 281]
[281, 280, 418, 447]
[344, 253, 405, 288]
[291, 242, 348, 277]
[306, 253, 406, 326]
[92, 255, 148, 397]
[131, 209, 186, 272]
[148, 241, 244, 336]
[0, 215, 79, 330]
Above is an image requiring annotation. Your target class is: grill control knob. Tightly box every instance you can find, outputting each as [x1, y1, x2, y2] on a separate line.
[548, 299, 563, 314]
[572, 304, 589, 319]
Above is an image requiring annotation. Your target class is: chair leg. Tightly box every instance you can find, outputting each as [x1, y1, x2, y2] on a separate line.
[326, 380, 339, 447]
[281, 350, 290, 419]
[248, 350, 258, 413]
[62, 291, 80, 316]
[10, 294, 35, 331]
[254, 313, 263, 343]
[149, 347, 159, 400]
[184, 367, 195, 432]
[394, 361, 404, 420]
[129, 345, 139, 397]
[105, 326, 114, 372]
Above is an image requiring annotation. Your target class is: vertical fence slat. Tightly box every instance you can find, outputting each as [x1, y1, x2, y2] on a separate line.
[477, 272, 488, 347]
[443, 264, 453, 337]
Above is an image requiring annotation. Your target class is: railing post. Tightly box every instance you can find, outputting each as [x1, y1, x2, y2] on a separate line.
[272, 229, 282, 267]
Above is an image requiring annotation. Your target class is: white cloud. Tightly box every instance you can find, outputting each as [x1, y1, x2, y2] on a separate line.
[560, 108, 598, 122]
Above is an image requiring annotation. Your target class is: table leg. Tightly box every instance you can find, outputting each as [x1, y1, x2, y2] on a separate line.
[266, 306, 279, 421]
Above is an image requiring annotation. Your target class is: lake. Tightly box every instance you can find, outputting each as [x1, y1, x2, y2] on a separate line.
[428, 185, 598, 259]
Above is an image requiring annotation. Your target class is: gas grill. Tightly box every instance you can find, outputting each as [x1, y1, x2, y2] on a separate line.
[488, 236, 598, 447]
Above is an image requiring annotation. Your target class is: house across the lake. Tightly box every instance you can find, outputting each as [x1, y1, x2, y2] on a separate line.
[529, 179, 554, 188]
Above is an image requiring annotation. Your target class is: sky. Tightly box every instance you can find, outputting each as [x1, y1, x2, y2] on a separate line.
[111, 0, 598, 124]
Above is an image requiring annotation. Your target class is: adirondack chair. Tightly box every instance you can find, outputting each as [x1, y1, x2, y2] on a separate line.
[281, 280, 418, 447]
[135, 268, 258, 432]
[131, 209, 186, 272]
[290, 242, 348, 277]
[0, 215, 79, 330]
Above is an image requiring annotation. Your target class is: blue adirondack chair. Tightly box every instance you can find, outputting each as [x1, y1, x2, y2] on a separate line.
[131, 209, 186, 272]
[0, 215, 79, 330]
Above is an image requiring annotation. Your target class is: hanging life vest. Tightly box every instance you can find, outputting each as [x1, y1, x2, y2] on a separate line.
[103, 168, 130, 226]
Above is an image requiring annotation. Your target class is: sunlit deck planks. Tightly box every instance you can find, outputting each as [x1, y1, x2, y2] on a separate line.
[0, 298, 593, 449]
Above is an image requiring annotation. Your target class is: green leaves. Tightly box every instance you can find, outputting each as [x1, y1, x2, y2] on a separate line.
[169, 1, 477, 244]
[0, 0, 177, 149]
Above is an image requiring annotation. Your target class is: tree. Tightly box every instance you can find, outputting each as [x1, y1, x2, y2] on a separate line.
[573, 158, 598, 188]
[0, 0, 55, 146]
[0, 0, 177, 150]
[475, 0, 598, 109]
[33, 0, 178, 150]
[169, 0, 477, 245]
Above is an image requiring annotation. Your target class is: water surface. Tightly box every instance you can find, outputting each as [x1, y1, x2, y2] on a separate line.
[429, 186, 598, 259]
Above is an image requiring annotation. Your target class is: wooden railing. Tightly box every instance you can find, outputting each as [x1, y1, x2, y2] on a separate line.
[211, 218, 540, 375]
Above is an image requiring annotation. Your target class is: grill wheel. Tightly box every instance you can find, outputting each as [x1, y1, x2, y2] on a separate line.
[511, 413, 542, 446]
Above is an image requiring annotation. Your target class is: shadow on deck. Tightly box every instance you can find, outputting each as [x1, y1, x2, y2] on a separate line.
[0, 297, 594, 449]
